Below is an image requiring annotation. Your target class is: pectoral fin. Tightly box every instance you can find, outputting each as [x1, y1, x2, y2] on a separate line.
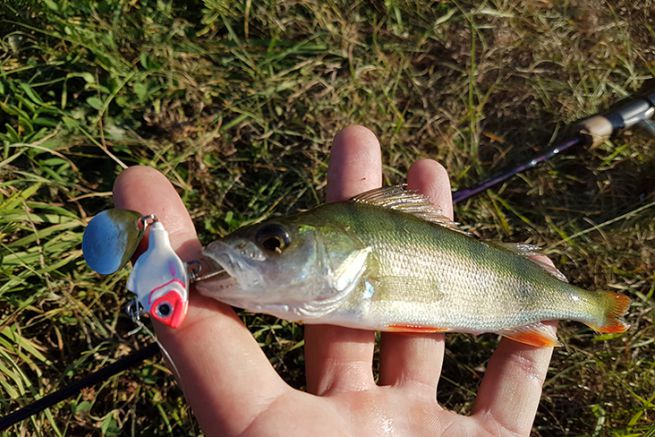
[498, 322, 560, 347]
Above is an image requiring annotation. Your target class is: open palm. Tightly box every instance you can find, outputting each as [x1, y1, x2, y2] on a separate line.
[113, 125, 554, 436]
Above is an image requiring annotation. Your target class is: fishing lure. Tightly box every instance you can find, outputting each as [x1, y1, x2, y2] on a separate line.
[82, 210, 189, 328]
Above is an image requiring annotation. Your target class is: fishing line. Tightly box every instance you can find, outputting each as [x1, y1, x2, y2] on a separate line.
[2, 90, 654, 431]
[140, 323, 183, 383]
[126, 305, 183, 382]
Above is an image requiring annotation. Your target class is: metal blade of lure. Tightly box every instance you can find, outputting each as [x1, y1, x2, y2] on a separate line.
[82, 209, 145, 275]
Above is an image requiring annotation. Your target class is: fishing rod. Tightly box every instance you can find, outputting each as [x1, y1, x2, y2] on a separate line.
[0, 344, 160, 430]
[2, 90, 654, 431]
[453, 90, 655, 202]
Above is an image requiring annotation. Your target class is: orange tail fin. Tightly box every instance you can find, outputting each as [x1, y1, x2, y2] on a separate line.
[587, 291, 631, 334]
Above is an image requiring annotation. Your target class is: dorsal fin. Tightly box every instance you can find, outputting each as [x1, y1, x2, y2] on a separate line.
[491, 242, 542, 257]
[529, 256, 569, 283]
[490, 242, 568, 282]
[351, 185, 467, 234]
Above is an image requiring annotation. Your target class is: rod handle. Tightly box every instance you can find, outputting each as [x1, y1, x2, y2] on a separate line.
[575, 93, 655, 146]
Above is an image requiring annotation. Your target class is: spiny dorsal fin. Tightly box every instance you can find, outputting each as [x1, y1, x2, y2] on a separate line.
[490, 242, 568, 282]
[351, 185, 468, 234]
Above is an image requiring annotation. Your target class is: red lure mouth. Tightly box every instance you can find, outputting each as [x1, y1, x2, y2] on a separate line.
[149, 289, 188, 328]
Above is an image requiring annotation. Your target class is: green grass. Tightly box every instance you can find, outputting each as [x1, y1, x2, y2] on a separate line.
[1, 0, 654, 435]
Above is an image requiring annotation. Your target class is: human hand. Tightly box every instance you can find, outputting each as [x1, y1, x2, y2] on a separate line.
[113, 125, 555, 436]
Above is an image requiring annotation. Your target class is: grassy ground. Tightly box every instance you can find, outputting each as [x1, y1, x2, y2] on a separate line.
[1, 0, 654, 435]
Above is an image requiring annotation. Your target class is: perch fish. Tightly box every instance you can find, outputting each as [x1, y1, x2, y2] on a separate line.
[196, 186, 630, 347]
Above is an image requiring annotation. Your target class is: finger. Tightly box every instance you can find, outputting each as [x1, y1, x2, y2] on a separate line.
[472, 256, 557, 435]
[407, 159, 454, 219]
[378, 160, 450, 391]
[113, 166, 288, 436]
[304, 125, 381, 395]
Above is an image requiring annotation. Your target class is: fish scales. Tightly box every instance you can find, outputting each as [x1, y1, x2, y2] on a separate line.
[306, 202, 588, 332]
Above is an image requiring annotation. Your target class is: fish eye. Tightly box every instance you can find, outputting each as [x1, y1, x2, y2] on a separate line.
[255, 223, 291, 254]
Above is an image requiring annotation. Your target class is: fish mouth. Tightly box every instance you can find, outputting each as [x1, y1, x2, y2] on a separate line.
[194, 240, 262, 299]
[193, 256, 233, 282]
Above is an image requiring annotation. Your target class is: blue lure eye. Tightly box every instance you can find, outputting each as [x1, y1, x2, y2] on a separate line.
[255, 223, 291, 253]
